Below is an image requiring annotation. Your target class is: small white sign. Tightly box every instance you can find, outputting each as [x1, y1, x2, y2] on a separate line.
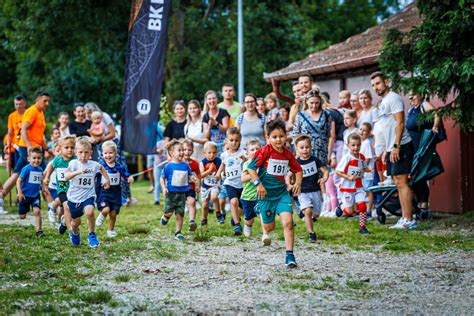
[137, 99, 151, 115]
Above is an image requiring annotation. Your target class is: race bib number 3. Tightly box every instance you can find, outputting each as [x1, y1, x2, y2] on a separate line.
[56, 168, 67, 181]
[107, 173, 120, 186]
[302, 161, 317, 177]
[171, 170, 188, 187]
[76, 175, 94, 188]
[28, 171, 42, 184]
[267, 159, 288, 176]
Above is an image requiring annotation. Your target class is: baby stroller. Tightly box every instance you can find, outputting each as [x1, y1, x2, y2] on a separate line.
[367, 130, 444, 224]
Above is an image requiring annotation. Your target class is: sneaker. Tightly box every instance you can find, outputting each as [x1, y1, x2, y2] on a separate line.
[189, 220, 197, 231]
[230, 217, 235, 226]
[174, 232, 185, 240]
[335, 207, 343, 217]
[36, 230, 46, 238]
[262, 234, 271, 246]
[309, 232, 316, 242]
[107, 230, 117, 238]
[96, 213, 105, 227]
[389, 217, 407, 229]
[69, 230, 80, 246]
[161, 215, 169, 225]
[285, 253, 297, 268]
[216, 213, 225, 224]
[208, 208, 215, 214]
[233, 223, 243, 236]
[401, 219, 417, 230]
[129, 197, 138, 205]
[201, 219, 208, 226]
[58, 223, 67, 235]
[298, 210, 305, 219]
[154, 201, 160, 206]
[359, 228, 370, 234]
[47, 208, 56, 223]
[243, 225, 252, 237]
[88, 232, 100, 248]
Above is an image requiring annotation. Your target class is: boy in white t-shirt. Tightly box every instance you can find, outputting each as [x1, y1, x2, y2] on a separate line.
[359, 122, 375, 215]
[65, 137, 110, 247]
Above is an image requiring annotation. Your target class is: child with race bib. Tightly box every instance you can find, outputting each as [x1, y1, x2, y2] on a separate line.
[181, 139, 201, 232]
[160, 140, 194, 240]
[294, 135, 329, 242]
[95, 141, 134, 238]
[200, 141, 224, 226]
[16, 148, 45, 237]
[65, 137, 110, 247]
[247, 120, 303, 268]
[45, 142, 62, 224]
[216, 128, 246, 236]
[43, 135, 76, 235]
[336, 133, 371, 234]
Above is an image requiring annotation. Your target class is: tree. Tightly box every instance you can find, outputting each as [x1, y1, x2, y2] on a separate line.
[379, 0, 474, 131]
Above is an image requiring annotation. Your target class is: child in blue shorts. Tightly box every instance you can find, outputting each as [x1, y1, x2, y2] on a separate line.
[65, 137, 110, 247]
[95, 141, 134, 238]
[247, 120, 303, 268]
[16, 147, 45, 237]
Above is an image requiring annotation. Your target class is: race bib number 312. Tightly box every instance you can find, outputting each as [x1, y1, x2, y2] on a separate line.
[266, 159, 288, 176]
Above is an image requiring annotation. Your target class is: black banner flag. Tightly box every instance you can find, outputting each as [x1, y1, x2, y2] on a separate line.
[121, 0, 171, 154]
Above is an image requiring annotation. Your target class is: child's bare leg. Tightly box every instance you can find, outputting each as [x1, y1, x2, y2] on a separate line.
[343, 207, 354, 216]
[280, 212, 295, 251]
[176, 213, 183, 233]
[303, 208, 314, 233]
[202, 199, 209, 221]
[62, 201, 72, 229]
[219, 197, 226, 214]
[84, 205, 95, 233]
[71, 218, 81, 234]
[52, 198, 61, 212]
[19, 214, 26, 219]
[101, 206, 110, 218]
[230, 197, 240, 225]
[367, 192, 374, 213]
[43, 190, 53, 204]
[263, 221, 276, 233]
[211, 191, 220, 213]
[187, 196, 196, 221]
[33, 207, 42, 232]
[245, 218, 254, 227]
[109, 210, 117, 231]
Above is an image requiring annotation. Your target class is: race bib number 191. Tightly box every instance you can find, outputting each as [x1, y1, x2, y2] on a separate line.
[266, 159, 288, 176]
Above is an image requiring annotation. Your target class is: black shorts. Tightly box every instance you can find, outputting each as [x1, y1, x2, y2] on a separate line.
[97, 200, 121, 214]
[58, 192, 68, 204]
[224, 185, 243, 208]
[18, 195, 41, 215]
[386, 142, 414, 176]
[185, 190, 196, 200]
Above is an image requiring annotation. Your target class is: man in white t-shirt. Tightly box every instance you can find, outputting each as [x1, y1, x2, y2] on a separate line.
[370, 71, 416, 230]
[218, 83, 243, 125]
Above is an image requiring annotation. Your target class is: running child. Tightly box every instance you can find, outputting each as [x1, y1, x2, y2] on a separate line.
[200, 141, 224, 225]
[16, 148, 45, 237]
[247, 120, 303, 268]
[216, 128, 246, 236]
[45, 142, 62, 223]
[160, 140, 194, 240]
[65, 137, 110, 247]
[335, 133, 371, 234]
[294, 135, 329, 242]
[240, 139, 261, 238]
[359, 122, 375, 215]
[43, 135, 76, 235]
[95, 141, 134, 238]
[182, 139, 201, 232]
[342, 110, 358, 156]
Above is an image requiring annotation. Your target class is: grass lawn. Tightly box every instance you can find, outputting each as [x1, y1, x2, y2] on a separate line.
[0, 166, 473, 313]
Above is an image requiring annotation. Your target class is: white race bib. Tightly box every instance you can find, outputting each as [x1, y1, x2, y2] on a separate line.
[28, 171, 42, 184]
[171, 170, 188, 187]
[348, 165, 362, 178]
[56, 168, 67, 181]
[107, 172, 120, 186]
[225, 166, 241, 179]
[267, 159, 288, 176]
[302, 161, 317, 177]
[76, 174, 94, 188]
[204, 175, 218, 186]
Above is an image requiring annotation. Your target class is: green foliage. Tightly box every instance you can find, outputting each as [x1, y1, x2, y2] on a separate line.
[379, 0, 474, 131]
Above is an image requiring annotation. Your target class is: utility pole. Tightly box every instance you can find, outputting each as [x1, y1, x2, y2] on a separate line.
[237, 0, 244, 104]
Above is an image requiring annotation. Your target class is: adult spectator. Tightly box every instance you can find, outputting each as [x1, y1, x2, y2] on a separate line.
[293, 90, 335, 164]
[184, 100, 208, 161]
[357, 89, 379, 128]
[256, 97, 267, 117]
[203, 90, 230, 153]
[298, 75, 313, 95]
[54, 112, 70, 137]
[279, 103, 290, 126]
[350, 91, 363, 120]
[235, 93, 266, 149]
[218, 83, 242, 125]
[164, 100, 187, 143]
[406, 92, 442, 211]
[1, 92, 50, 196]
[69, 103, 92, 137]
[84, 102, 118, 160]
[6, 95, 27, 171]
[370, 71, 415, 229]
[338, 90, 352, 110]
[287, 79, 308, 130]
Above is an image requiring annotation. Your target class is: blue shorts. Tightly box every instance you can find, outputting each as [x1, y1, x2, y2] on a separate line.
[241, 199, 257, 221]
[257, 192, 293, 224]
[97, 200, 121, 214]
[218, 186, 227, 199]
[67, 198, 95, 219]
[49, 188, 58, 200]
[18, 195, 41, 215]
[224, 185, 243, 207]
[185, 190, 196, 200]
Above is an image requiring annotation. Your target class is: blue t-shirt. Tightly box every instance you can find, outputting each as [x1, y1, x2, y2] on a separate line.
[96, 160, 130, 204]
[19, 164, 43, 197]
[161, 161, 192, 193]
[298, 156, 324, 193]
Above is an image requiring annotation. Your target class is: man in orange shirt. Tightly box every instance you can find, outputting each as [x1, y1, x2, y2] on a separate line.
[2, 92, 50, 197]
[5, 95, 27, 170]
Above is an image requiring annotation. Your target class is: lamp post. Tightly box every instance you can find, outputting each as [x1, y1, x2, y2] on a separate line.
[237, 0, 244, 104]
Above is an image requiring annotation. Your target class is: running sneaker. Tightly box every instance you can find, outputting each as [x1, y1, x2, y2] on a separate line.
[309, 232, 316, 242]
[161, 215, 169, 225]
[201, 218, 208, 226]
[335, 207, 343, 217]
[243, 224, 252, 237]
[174, 232, 185, 240]
[216, 213, 225, 224]
[107, 230, 117, 238]
[95, 213, 105, 226]
[47, 208, 56, 223]
[58, 221, 67, 235]
[88, 232, 100, 248]
[262, 234, 271, 246]
[230, 217, 236, 226]
[234, 223, 243, 236]
[389, 217, 407, 229]
[189, 220, 197, 231]
[359, 228, 370, 234]
[154, 201, 160, 205]
[298, 210, 305, 219]
[401, 219, 417, 230]
[69, 230, 80, 246]
[36, 230, 46, 238]
[285, 253, 297, 268]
